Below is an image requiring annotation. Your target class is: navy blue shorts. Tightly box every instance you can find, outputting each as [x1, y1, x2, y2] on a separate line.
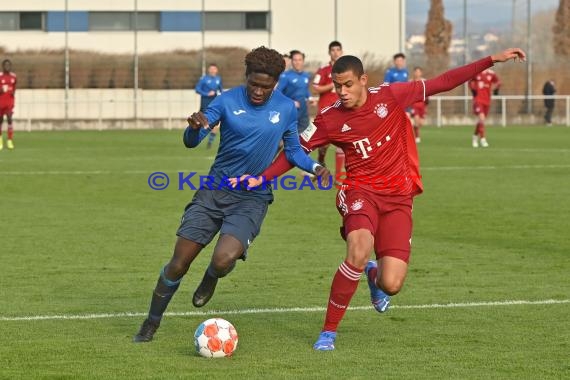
[176, 190, 269, 252]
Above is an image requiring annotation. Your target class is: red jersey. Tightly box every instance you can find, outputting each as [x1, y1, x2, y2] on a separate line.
[263, 56, 495, 197]
[300, 87, 423, 196]
[469, 69, 499, 106]
[313, 63, 338, 110]
[0, 71, 17, 107]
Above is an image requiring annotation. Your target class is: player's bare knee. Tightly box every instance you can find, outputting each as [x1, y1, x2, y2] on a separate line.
[211, 251, 240, 275]
[346, 247, 369, 268]
[166, 259, 189, 279]
[346, 236, 373, 269]
[379, 277, 404, 296]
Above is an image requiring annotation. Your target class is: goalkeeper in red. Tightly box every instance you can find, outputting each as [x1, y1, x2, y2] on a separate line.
[244, 48, 525, 351]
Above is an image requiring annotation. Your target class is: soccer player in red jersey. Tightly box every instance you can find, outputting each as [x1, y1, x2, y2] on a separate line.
[410, 66, 428, 143]
[237, 47, 526, 351]
[0, 59, 17, 150]
[469, 68, 500, 148]
[312, 41, 344, 177]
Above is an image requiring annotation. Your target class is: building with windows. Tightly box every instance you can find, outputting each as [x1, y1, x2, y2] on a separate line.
[1, 0, 406, 129]
[0, 0, 405, 63]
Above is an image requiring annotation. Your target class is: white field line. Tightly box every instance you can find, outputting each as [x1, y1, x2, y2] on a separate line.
[0, 299, 568, 322]
[1, 164, 570, 176]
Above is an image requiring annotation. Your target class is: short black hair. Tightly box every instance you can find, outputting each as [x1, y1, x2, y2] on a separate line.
[393, 53, 406, 60]
[328, 41, 342, 51]
[2, 59, 11, 65]
[289, 50, 305, 59]
[332, 55, 364, 77]
[245, 46, 285, 81]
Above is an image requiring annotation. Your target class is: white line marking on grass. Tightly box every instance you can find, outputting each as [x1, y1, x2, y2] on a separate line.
[2, 164, 570, 176]
[1, 299, 568, 322]
[422, 164, 570, 171]
[0, 170, 187, 175]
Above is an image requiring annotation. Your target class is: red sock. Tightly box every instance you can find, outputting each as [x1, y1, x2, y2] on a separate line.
[475, 122, 485, 137]
[7, 125, 13, 140]
[322, 260, 363, 332]
[335, 148, 345, 178]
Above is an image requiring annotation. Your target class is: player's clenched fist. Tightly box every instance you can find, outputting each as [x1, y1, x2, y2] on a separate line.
[187, 111, 210, 130]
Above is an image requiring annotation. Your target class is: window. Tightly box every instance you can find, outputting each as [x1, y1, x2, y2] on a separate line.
[89, 12, 159, 31]
[90, 12, 131, 31]
[0, 13, 17, 30]
[0, 12, 44, 30]
[204, 12, 242, 31]
[245, 12, 267, 30]
[20, 12, 43, 30]
[135, 13, 159, 31]
[205, 12, 269, 31]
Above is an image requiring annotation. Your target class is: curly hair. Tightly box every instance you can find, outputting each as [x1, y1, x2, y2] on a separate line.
[244, 46, 285, 81]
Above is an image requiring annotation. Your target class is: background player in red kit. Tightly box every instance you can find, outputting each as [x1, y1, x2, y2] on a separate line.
[240, 47, 526, 351]
[410, 66, 428, 143]
[312, 41, 344, 177]
[469, 68, 500, 148]
[0, 59, 17, 150]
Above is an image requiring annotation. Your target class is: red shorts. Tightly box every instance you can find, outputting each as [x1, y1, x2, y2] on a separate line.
[473, 103, 489, 116]
[337, 188, 413, 263]
[0, 103, 14, 117]
[411, 103, 426, 118]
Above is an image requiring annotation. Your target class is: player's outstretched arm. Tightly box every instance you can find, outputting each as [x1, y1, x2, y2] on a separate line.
[490, 48, 526, 63]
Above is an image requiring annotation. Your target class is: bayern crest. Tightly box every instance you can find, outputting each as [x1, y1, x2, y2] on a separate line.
[374, 103, 388, 119]
[351, 199, 364, 211]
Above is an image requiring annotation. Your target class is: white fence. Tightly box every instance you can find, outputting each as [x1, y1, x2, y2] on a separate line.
[12, 90, 570, 130]
[430, 95, 569, 127]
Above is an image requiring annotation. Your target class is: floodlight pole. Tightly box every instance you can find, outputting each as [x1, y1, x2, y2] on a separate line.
[399, 0, 405, 53]
[267, 0, 272, 47]
[134, 0, 139, 122]
[201, 0, 206, 76]
[64, 0, 69, 125]
[334, 0, 338, 41]
[463, 0, 469, 115]
[526, 0, 532, 114]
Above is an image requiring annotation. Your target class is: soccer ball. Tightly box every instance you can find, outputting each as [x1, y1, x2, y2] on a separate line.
[194, 318, 238, 358]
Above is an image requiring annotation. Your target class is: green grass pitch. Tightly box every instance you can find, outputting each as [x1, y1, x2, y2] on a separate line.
[0, 126, 568, 379]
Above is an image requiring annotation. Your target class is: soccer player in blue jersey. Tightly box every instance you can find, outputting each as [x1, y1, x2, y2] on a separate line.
[133, 46, 330, 343]
[276, 50, 312, 133]
[384, 52, 411, 118]
[195, 63, 223, 148]
[383, 52, 409, 84]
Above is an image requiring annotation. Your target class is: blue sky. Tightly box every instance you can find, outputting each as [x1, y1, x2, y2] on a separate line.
[406, 0, 559, 34]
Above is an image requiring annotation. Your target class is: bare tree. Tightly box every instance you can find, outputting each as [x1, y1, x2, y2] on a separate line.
[424, 0, 453, 74]
[553, 0, 570, 56]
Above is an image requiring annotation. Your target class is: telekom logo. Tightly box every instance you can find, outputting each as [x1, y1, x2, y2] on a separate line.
[352, 135, 391, 159]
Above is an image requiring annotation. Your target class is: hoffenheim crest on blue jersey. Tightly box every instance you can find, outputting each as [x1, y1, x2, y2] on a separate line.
[269, 111, 280, 124]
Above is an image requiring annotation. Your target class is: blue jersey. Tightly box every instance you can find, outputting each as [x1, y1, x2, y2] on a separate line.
[383, 67, 409, 84]
[196, 74, 223, 109]
[183, 86, 318, 201]
[276, 70, 311, 119]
